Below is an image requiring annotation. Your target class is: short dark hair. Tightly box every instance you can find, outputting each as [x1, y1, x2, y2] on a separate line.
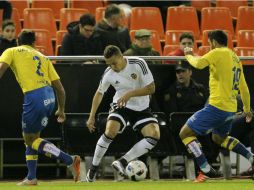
[208, 30, 228, 46]
[2, 19, 15, 31]
[104, 4, 121, 19]
[79, 14, 95, 27]
[104, 45, 121, 59]
[179, 32, 194, 43]
[18, 30, 36, 45]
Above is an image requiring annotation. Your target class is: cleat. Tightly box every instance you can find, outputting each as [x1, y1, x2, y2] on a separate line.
[86, 166, 98, 182]
[194, 172, 207, 183]
[68, 155, 81, 182]
[17, 178, 37, 186]
[111, 160, 126, 177]
[194, 168, 220, 183]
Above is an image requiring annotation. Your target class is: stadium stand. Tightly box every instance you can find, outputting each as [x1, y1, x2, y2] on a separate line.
[59, 8, 89, 30]
[216, 0, 248, 19]
[68, 0, 104, 15]
[166, 7, 200, 41]
[23, 8, 57, 39]
[31, 0, 65, 21]
[201, 7, 234, 38]
[130, 7, 164, 40]
[236, 6, 254, 38]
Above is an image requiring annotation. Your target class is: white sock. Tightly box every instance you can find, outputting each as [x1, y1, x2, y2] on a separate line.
[123, 137, 157, 162]
[92, 134, 112, 166]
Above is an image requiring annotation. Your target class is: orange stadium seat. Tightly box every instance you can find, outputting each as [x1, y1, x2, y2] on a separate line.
[69, 0, 104, 15]
[236, 6, 254, 38]
[130, 7, 164, 40]
[32, 29, 54, 55]
[237, 30, 254, 47]
[31, 0, 64, 21]
[166, 7, 200, 40]
[130, 30, 162, 55]
[216, 0, 248, 19]
[234, 47, 254, 65]
[12, 8, 22, 37]
[56, 30, 67, 53]
[165, 30, 198, 52]
[95, 7, 105, 22]
[191, 0, 211, 11]
[202, 30, 234, 49]
[35, 45, 47, 55]
[198, 46, 211, 56]
[201, 7, 234, 37]
[9, 0, 29, 20]
[23, 8, 57, 38]
[60, 8, 89, 30]
[55, 45, 62, 56]
[163, 44, 180, 56]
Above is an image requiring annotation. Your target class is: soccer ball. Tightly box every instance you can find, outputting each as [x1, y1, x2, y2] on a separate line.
[125, 160, 148, 181]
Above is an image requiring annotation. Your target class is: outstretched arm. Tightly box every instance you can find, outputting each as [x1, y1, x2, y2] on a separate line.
[51, 79, 66, 123]
[117, 82, 155, 108]
[0, 62, 9, 79]
[184, 47, 209, 69]
[86, 90, 104, 133]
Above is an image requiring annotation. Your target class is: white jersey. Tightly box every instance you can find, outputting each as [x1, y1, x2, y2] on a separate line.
[98, 57, 154, 111]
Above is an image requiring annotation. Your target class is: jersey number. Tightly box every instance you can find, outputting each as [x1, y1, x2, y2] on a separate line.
[232, 66, 241, 91]
[33, 56, 44, 76]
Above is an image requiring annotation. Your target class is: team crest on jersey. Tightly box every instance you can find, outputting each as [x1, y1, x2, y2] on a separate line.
[131, 73, 137, 79]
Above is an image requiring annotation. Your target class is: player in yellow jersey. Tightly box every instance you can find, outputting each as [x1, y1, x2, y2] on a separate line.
[179, 30, 253, 182]
[0, 30, 80, 185]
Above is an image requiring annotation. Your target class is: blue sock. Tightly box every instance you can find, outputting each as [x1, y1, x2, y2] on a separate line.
[221, 136, 252, 159]
[25, 146, 38, 180]
[32, 138, 73, 165]
[183, 137, 211, 173]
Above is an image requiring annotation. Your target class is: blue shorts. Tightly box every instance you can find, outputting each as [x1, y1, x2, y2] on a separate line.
[186, 104, 235, 137]
[22, 86, 55, 133]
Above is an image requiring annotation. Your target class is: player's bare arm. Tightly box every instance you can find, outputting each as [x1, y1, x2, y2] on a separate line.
[0, 62, 9, 79]
[51, 79, 66, 123]
[117, 82, 155, 108]
[87, 90, 104, 133]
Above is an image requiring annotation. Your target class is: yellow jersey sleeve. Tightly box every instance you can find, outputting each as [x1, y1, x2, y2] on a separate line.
[0, 48, 14, 65]
[185, 54, 210, 69]
[47, 59, 60, 82]
[238, 64, 250, 112]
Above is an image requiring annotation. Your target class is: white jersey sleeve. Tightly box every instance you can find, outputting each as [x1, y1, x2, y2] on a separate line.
[97, 67, 111, 94]
[136, 58, 154, 86]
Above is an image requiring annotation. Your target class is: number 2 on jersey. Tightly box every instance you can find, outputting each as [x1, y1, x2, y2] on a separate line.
[33, 56, 44, 76]
[232, 66, 241, 91]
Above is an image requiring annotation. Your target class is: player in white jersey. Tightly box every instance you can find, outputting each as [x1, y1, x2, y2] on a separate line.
[86, 45, 160, 182]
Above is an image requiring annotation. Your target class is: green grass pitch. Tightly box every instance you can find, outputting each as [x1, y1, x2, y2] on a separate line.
[0, 179, 253, 190]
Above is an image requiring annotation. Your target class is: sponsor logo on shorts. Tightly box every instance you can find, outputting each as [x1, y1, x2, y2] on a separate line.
[44, 98, 55, 106]
[41, 117, 48, 127]
[22, 121, 26, 129]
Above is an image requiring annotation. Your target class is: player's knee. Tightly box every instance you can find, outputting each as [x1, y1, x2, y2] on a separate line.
[142, 123, 160, 140]
[212, 134, 224, 145]
[104, 128, 118, 139]
[23, 134, 39, 146]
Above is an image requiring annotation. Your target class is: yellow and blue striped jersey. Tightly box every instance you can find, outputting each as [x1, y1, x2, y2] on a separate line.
[0, 45, 59, 93]
[185, 47, 250, 112]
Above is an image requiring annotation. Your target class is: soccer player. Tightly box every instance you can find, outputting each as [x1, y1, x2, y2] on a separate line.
[0, 30, 80, 185]
[180, 30, 253, 182]
[86, 45, 160, 182]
